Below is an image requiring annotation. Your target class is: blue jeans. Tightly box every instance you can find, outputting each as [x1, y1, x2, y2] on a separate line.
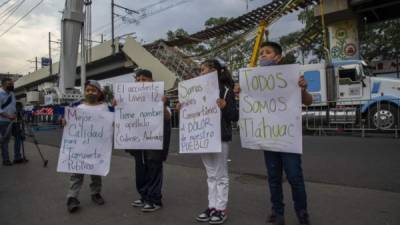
[264, 151, 307, 216]
[0, 122, 11, 161]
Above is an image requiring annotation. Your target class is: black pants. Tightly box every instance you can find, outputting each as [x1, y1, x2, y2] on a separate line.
[134, 151, 163, 205]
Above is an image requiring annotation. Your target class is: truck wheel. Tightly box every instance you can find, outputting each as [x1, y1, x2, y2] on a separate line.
[368, 104, 398, 130]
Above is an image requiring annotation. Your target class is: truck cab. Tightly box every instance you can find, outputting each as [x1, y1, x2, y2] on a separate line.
[302, 60, 400, 130]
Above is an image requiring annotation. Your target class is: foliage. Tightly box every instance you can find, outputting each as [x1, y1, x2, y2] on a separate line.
[166, 17, 253, 70]
[359, 18, 400, 61]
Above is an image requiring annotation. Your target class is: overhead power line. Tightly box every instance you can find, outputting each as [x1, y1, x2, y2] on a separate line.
[0, 0, 44, 38]
[0, 0, 26, 27]
[92, 0, 194, 38]
[0, 0, 21, 19]
[0, 0, 12, 9]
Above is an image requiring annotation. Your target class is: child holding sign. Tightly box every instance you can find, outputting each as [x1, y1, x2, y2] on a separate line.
[235, 42, 312, 225]
[125, 69, 172, 212]
[177, 59, 238, 224]
[65, 80, 109, 213]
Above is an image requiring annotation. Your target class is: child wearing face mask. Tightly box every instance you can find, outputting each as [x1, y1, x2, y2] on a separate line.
[234, 42, 312, 225]
[64, 80, 110, 213]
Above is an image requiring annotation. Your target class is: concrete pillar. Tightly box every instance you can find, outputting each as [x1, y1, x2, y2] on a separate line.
[315, 0, 360, 61]
[59, 0, 85, 93]
[328, 19, 359, 61]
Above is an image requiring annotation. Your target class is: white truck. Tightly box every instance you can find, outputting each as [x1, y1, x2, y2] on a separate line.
[302, 60, 400, 130]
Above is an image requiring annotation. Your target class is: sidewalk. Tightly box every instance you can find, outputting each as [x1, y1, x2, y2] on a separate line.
[0, 142, 399, 225]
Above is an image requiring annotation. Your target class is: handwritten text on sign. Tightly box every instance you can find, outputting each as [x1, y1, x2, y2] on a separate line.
[179, 72, 221, 153]
[239, 64, 303, 154]
[114, 82, 164, 149]
[57, 107, 114, 176]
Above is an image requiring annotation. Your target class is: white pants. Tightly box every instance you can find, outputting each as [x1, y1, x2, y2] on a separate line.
[201, 142, 229, 210]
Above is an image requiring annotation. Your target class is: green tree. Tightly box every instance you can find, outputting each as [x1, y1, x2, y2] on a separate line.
[166, 28, 205, 54]
[166, 17, 252, 71]
[279, 30, 303, 63]
[280, 6, 400, 63]
[279, 7, 325, 63]
[202, 17, 256, 70]
[360, 18, 400, 61]
[166, 28, 189, 40]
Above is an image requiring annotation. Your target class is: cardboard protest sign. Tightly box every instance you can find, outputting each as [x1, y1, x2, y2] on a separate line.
[239, 64, 303, 154]
[57, 107, 114, 176]
[179, 72, 221, 153]
[113, 82, 164, 149]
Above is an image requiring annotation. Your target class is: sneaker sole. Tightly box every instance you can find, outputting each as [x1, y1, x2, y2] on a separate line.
[195, 217, 210, 222]
[209, 218, 227, 225]
[141, 207, 161, 212]
[131, 203, 145, 207]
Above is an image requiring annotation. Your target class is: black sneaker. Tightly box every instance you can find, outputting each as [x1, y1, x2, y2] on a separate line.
[297, 210, 310, 225]
[141, 203, 161, 212]
[91, 193, 105, 205]
[67, 197, 80, 213]
[2, 160, 12, 166]
[196, 208, 216, 222]
[13, 159, 28, 164]
[131, 199, 145, 207]
[266, 211, 285, 225]
[209, 210, 227, 224]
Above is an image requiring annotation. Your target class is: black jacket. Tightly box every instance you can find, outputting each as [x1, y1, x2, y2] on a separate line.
[127, 117, 171, 162]
[220, 85, 239, 142]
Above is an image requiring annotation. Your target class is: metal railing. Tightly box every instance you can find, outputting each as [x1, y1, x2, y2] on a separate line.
[303, 98, 400, 137]
[171, 97, 400, 137]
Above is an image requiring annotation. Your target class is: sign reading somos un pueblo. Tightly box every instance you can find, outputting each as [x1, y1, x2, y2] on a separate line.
[179, 72, 221, 153]
[113, 82, 164, 150]
[57, 107, 114, 176]
[239, 64, 303, 154]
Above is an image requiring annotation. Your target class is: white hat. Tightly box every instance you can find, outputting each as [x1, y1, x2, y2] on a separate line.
[85, 80, 102, 93]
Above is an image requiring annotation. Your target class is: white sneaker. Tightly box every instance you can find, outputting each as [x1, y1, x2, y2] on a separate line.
[209, 210, 227, 224]
[131, 199, 145, 207]
[196, 208, 216, 222]
[141, 203, 161, 212]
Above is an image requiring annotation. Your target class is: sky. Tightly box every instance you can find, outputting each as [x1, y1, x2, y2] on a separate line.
[0, 0, 304, 75]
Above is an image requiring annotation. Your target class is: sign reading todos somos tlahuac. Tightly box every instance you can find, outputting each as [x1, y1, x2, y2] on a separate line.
[239, 64, 303, 154]
[113, 82, 164, 150]
[179, 72, 221, 154]
[57, 107, 114, 176]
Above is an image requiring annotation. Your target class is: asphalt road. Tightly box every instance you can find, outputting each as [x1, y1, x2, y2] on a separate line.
[2, 143, 399, 225]
[25, 126, 400, 193]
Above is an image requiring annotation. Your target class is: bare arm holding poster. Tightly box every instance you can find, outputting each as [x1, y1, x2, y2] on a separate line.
[113, 82, 164, 150]
[299, 75, 313, 106]
[178, 72, 222, 154]
[57, 107, 114, 176]
[239, 64, 303, 154]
